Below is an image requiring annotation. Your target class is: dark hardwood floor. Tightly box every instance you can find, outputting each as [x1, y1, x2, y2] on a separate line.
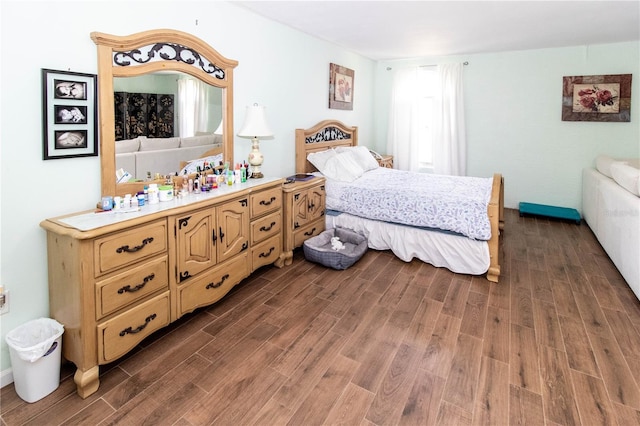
[2, 208, 640, 425]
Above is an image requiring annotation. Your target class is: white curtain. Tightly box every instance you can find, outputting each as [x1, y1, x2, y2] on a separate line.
[433, 63, 466, 176]
[386, 67, 421, 171]
[177, 78, 210, 137]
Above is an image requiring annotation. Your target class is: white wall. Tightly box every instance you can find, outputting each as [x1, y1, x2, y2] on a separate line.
[0, 1, 374, 377]
[375, 42, 640, 210]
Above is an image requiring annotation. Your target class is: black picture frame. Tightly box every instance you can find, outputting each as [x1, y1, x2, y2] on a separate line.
[42, 69, 98, 160]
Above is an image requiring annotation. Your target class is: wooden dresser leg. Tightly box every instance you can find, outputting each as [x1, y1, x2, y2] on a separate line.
[74, 366, 100, 399]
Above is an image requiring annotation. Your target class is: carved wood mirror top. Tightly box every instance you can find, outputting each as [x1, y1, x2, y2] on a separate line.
[91, 29, 238, 197]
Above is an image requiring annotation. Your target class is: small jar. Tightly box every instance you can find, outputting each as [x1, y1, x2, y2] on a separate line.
[158, 185, 174, 202]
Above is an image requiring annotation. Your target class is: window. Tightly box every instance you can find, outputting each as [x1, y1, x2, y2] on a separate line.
[416, 66, 437, 166]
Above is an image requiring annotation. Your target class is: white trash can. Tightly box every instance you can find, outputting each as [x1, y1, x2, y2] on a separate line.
[5, 318, 64, 403]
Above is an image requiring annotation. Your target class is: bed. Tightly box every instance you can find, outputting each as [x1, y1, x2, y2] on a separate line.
[583, 155, 640, 300]
[295, 120, 504, 282]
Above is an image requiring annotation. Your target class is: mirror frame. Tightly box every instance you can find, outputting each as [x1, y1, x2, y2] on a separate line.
[91, 29, 238, 197]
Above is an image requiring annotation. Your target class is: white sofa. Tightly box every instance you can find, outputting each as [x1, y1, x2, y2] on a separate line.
[582, 155, 640, 300]
[116, 134, 223, 180]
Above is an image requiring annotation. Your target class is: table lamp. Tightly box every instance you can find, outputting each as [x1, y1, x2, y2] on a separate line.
[237, 103, 273, 178]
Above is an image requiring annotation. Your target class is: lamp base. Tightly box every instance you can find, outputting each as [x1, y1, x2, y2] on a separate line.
[248, 137, 264, 179]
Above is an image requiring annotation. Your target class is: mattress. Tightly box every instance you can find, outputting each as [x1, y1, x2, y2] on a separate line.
[325, 210, 490, 276]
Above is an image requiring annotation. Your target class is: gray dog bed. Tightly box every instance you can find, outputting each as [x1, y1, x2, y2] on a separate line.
[303, 227, 368, 270]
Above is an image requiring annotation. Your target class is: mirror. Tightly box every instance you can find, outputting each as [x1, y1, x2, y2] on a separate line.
[91, 29, 238, 197]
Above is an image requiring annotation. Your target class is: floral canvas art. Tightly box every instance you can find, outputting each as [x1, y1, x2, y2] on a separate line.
[572, 83, 619, 113]
[329, 63, 354, 110]
[562, 74, 631, 122]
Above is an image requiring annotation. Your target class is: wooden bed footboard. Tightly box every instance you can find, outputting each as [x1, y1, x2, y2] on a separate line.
[486, 173, 504, 283]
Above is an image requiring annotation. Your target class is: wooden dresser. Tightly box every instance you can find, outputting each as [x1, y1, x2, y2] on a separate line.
[280, 176, 326, 265]
[40, 178, 283, 398]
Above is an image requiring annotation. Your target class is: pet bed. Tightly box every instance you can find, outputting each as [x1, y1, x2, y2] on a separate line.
[303, 227, 367, 270]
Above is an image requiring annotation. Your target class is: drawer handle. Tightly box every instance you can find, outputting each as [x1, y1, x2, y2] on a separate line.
[260, 196, 277, 206]
[308, 201, 315, 211]
[116, 237, 154, 254]
[118, 273, 154, 294]
[219, 227, 224, 243]
[260, 222, 276, 232]
[303, 227, 317, 237]
[119, 313, 157, 336]
[206, 274, 229, 289]
[259, 247, 275, 258]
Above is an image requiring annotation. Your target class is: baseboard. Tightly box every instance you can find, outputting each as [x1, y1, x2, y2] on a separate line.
[1, 367, 14, 389]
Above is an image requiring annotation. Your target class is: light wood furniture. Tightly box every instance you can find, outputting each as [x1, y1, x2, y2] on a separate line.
[295, 119, 504, 283]
[91, 29, 238, 198]
[280, 178, 326, 266]
[40, 179, 283, 398]
[377, 154, 393, 168]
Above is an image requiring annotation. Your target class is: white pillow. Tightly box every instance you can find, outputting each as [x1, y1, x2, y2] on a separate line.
[115, 137, 140, 154]
[595, 154, 616, 178]
[610, 162, 640, 196]
[335, 146, 379, 172]
[139, 136, 181, 151]
[319, 151, 365, 182]
[307, 149, 337, 171]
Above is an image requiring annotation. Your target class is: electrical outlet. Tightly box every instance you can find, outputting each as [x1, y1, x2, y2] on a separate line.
[0, 290, 9, 315]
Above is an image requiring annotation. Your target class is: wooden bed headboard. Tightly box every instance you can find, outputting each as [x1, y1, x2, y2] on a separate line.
[295, 120, 358, 174]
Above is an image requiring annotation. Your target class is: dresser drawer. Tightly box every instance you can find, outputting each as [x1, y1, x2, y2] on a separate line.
[250, 187, 282, 218]
[251, 211, 282, 245]
[251, 235, 282, 271]
[97, 292, 170, 364]
[178, 253, 249, 316]
[94, 220, 167, 276]
[95, 256, 169, 319]
[293, 220, 324, 247]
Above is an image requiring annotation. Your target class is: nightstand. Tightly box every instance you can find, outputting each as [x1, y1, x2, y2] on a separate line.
[278, 176, 326, 266]
[377, 155, 393, 168]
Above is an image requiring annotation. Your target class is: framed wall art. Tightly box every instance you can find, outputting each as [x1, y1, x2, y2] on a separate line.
[329, 63, 354, 110]
[562, 74, 632, 122]
[42, 69, 98, 159]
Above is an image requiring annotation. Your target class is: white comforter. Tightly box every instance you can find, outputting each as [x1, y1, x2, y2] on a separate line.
[324, 168, 493, 240]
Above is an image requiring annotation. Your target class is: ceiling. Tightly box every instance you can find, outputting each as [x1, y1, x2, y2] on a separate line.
[235, 1, 640, 60]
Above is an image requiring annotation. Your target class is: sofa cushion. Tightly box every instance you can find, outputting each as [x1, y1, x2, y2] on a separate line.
[139, 137, 181, 151]
[115, 137, 141, 154]
[610, 162, 640, 196]
[180, 134, 216, 148]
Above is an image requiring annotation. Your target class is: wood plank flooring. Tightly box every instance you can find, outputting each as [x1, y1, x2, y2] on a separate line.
[2, 208, 640, 425]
